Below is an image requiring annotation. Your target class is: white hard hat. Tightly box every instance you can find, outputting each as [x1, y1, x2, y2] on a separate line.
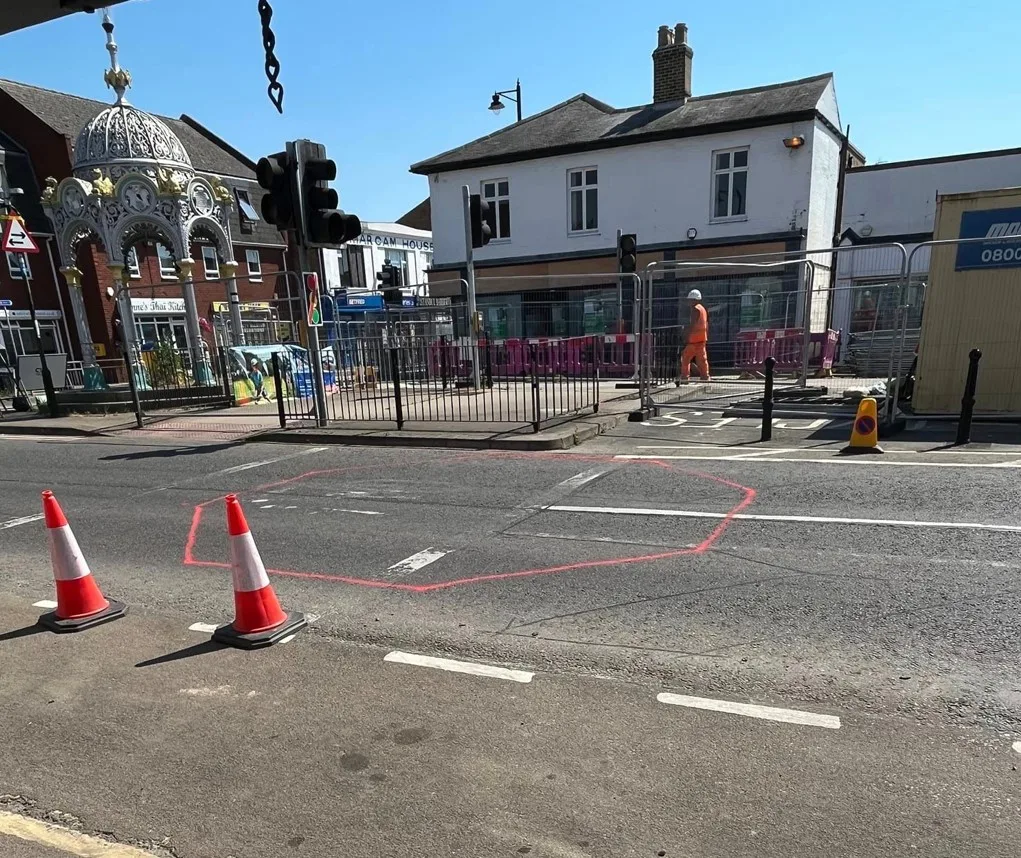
[687, 289, 702, 300]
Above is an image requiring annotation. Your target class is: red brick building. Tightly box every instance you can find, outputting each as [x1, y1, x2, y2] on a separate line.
[0, 78, 291, 381]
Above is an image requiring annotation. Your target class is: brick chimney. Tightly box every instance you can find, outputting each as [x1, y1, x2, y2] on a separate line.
[652, 23, 693, 104]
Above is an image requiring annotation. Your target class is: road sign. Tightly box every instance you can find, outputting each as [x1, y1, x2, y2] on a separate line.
[1, 218, 40, 255]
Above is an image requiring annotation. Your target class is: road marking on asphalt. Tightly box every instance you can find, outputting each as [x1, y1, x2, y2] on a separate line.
[0, 808, 158, 857]
[719, 448, 799, 459]
[616, 454, 1021, 469]
[188, 622, 219, 634]
[387, 548, 449, 576]
[556, 466, 612, 490]
[657, 692, 841, 729]
[547, 505, 1021, 532]
[1014, 741, 1021, 754]
[333, 508, 384, 515]
[384, 650, 534, 683]
[215, 447, 328, 476]
[32, 599, 58, 609]
[0, 512, 44, 530]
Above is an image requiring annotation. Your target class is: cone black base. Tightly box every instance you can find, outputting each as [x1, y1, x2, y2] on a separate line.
[38, 599, 127, 633]
[211, 611, 307, 650]
[839, 445, 885, 455]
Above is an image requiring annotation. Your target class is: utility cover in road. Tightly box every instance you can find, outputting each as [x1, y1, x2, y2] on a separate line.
[1, 217, 39, 254]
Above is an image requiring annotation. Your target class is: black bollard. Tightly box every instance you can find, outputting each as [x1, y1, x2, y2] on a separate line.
[761, 356, 775, 442]
[955, 348, 982, 446]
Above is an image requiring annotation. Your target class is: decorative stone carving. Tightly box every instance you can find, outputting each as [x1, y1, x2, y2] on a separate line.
[40, 177, 59, 206]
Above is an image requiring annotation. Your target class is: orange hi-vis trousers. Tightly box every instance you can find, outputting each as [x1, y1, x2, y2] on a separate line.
[680, 342, 710, 380]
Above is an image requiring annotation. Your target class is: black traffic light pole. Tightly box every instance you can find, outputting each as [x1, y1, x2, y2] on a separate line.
[461, 184, 481, 390]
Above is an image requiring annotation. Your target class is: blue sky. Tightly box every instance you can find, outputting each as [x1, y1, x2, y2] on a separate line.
[1, 0, 1018, 223]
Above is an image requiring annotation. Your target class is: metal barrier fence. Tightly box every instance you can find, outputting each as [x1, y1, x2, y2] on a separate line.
[274, 333, 602, 433]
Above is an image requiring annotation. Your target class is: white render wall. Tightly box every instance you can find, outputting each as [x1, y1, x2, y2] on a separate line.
[428, 120, 821, 267]
[321, 222, 433, 294]
[841, 151, 1021, 239]
[805, 118, 843, 329]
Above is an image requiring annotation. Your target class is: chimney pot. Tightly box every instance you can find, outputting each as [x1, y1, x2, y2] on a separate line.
[657, 25, 673, 48]
[675, 23, 688, 44]
[652, 24, 693, 103]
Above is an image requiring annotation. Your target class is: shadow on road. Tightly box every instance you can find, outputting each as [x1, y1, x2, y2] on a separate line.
[100, 442, 239, 462]
[136, 639, 227, 667]
[0, 623, 48, 643]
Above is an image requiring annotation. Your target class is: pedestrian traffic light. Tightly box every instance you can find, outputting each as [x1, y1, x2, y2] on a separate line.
[256, 151, 296, 230]
[378, 263, 403, 307]
[297, 140, 362, 248]
[304, 270, 322, 328]
[618, 233, 637, 274]
[469, 193, 492, 248]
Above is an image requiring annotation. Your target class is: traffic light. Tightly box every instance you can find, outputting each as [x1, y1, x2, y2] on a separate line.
[618, 233, 637, 274]
[469, 193, 492, 248]
[256, 151, 296, 230]
[297, 140, 362, 247]
[378, 263, 403, 307]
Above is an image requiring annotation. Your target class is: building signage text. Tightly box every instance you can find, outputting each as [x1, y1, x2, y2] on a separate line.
[351, 232, 433, 252]
[130, 297, 187, 314]
[956, 207, 1021, 271]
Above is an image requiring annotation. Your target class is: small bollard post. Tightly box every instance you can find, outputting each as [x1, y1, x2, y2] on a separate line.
[439, 335, 449, 390]
[389, 347, 404, 430]
[955, 348, 982, 446]
[272, 352, 286, 428]
[760, 355, 775, 442]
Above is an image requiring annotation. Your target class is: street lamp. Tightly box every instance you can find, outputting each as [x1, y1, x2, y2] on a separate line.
[488, 79, 522, 122]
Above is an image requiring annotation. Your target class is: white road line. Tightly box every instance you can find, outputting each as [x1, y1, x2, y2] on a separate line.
[635, 445, 1021, 456]
[556, 466, 612, 490]
[546, 504, 1021, 532]
[384, 650, 534, 683]
[332, 508, 384, 515]
[188, 622, 219, 634]
[259, 504, 276, 509]
[214, 446, 327, 476]
[252, 498, 269, 503]
[657, 692, 841, 729]
[32, 599, 57, 609]
[721, 448, 798, 459]
[616, 454, 1021, 469]
[387, 548, 448, 576]
[0, 513, 44, 530]
[0, 808, 159, 857]
[1013, 741, 1021, 754]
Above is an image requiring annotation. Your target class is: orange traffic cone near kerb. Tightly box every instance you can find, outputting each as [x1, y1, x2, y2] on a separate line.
[38, 490, 126, 632]
[212, 494, 307, 649]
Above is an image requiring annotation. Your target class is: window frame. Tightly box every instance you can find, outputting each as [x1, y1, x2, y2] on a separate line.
[235, 188, 261, 222]
[480, 178, 511, 241]
[126, 246, 141, 279]
[245, 248, 263, 282]
[5, 251, 29, 280]
[201, 245, 219, 280]
[156, 243, 177, 280]
[383, 247, 410, 286]
[711, 146, 749, 222]
[567, 167, 599, 234]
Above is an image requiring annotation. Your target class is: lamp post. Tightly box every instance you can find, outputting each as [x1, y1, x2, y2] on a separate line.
[488, 79, 522, 122]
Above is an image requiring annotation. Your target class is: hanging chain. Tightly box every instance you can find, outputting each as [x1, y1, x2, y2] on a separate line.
[258, 0, 284, 114]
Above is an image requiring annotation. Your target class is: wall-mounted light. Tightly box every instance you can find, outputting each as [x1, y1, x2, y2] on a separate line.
[686, 227, 698, 240]
[105, 286, 115, 298]
[783, 136, 805, 150]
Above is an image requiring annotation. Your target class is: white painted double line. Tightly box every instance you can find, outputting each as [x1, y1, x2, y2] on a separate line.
[384, 650, 534, 684]
[657, 692, 841, 729]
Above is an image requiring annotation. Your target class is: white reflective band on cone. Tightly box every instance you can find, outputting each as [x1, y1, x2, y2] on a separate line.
[48, 524, 92, 581]
[230, 531, 271, 592]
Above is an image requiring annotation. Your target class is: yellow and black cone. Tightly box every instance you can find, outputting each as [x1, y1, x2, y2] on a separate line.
[840, 396, 884, 455]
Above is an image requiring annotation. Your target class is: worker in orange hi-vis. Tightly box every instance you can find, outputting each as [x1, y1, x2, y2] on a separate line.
[678, 289, 711, 384]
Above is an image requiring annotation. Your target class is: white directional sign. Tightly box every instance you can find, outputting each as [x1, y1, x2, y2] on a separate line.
[1, 217, 40, 254]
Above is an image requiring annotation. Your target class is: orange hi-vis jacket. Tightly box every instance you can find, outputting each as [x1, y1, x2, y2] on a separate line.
[689, 303, 708, 344]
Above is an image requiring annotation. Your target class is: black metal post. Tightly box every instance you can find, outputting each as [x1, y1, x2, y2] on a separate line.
[20, 254, 58, 417]
[484, 330, 493, 389]
[272, 352, 286, 429]
[123, 346, 143, 428]
[955, 348, 982, 446]
[761, 356, 775, 442]
[530, 344, 540, 433]
[390, 346, 404, 430]
[440, 335, 449, 390]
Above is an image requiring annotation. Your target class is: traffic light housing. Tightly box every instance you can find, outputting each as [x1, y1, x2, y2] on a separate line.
[297, 141, 362, 248]
[378, 263, 403, 307]
[304, 270, 323, 328]
[469, 193, 492, 248]
[256, 151, 296, 230]
[618, 233, 637, 274]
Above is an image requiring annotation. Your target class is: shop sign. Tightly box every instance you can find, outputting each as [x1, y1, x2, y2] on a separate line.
[130, 297, 186, 314]
[956, 207, 1021, 270]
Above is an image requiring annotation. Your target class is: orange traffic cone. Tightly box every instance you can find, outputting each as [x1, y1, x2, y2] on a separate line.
[840, 396, 884, 455]
[212, 494, 306, 649]
[38, 490, 126, 632]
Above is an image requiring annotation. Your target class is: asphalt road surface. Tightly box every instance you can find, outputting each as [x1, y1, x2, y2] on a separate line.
[1, 432, 1020, 857]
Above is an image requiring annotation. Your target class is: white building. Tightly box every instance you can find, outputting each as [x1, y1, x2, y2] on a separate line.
[410, 23, 858, 345]
[321, 221, 433, 295]
[834, 146, 1021, 343]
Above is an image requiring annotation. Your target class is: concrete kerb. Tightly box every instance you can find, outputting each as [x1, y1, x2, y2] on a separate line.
[246, 412, 628, 452]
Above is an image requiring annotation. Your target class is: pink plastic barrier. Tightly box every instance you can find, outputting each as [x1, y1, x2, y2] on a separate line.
[734, 329, 839, 374]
